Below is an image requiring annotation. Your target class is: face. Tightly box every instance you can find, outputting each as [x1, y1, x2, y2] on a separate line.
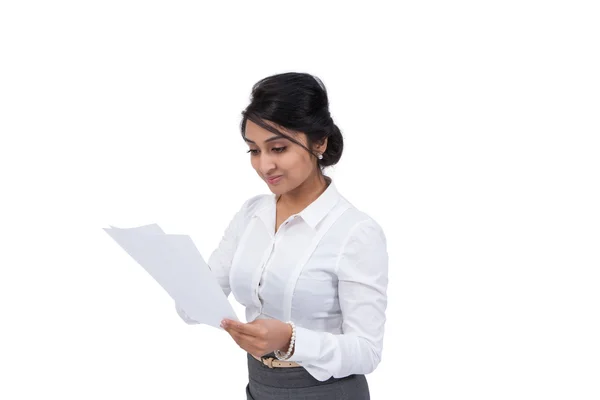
[244, 119, 326, 195]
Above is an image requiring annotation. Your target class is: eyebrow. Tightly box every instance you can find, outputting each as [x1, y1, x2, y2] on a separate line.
[244, 135, 288, 144]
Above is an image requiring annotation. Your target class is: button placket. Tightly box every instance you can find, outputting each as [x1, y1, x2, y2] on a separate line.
[254, 216, 296, 311]
[255, 238, 276, 311]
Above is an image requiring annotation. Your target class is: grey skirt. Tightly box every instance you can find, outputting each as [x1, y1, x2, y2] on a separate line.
[246, 352, 370, 400]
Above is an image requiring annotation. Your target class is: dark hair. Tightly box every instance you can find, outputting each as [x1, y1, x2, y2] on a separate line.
[240, 72, 343, 168]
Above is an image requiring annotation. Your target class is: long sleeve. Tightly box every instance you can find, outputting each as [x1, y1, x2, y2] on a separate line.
[287, 218, 389, 381]
[175, 197, 257, 324]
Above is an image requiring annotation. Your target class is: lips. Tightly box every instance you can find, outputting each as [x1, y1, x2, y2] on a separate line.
[267, 175, 283, 184]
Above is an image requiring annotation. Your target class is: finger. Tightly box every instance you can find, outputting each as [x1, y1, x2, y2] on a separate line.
[226, 329, 268, 355]
[226, 328, 253, 343]
[227, 330, 262, 354]
[222, 319, 261, 337]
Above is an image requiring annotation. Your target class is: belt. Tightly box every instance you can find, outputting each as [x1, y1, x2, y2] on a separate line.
[252, 354, 301, 368]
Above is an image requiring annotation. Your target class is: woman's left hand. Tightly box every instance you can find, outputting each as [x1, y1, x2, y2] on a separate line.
[221, 318, 293, 358]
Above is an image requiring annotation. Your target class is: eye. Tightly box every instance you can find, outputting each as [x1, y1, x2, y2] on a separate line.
[246, 149, 259, 155]
[272, 146, 287, 153]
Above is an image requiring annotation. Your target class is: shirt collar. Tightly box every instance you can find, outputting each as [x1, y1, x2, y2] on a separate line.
[255, 177, 341, 232]
[296, 178, 340, 230]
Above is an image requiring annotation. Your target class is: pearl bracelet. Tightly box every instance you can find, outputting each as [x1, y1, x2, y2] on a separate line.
[274, 321, 296, 361]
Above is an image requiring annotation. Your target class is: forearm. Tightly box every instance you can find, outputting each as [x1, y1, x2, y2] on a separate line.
[288, 326, 383, 379]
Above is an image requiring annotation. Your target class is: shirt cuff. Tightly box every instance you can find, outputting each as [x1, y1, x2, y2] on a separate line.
[287, 325, 323, 363]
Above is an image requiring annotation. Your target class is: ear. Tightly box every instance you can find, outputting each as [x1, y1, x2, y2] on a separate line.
[313, 137, 328, 154]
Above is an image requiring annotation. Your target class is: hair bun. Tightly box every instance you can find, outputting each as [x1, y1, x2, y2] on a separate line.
[319, 122, 343, 167]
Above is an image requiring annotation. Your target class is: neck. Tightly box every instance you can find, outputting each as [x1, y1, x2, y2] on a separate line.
[279, 172, 329, 212]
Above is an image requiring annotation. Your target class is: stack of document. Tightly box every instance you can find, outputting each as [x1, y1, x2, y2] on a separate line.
[103, 224, 239, 330]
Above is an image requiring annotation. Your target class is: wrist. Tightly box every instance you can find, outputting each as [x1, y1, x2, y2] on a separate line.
[279, 323, 293, 352]
[274, 321, 296, 360]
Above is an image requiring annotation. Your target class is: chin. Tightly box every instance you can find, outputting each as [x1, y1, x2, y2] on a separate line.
[265, 181, 288, 195]
[268, 186, 285, 195]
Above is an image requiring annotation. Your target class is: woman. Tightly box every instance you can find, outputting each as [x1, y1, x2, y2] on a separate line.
[178, 72, 388, 399]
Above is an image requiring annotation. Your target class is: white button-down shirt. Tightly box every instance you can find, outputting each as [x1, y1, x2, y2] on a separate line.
[177, 179, 388, 381]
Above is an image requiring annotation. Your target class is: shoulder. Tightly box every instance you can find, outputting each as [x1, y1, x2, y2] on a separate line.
[240, 193, 271, 212]
[335, 197, 387, 245]
[222, 194, 270, 234]
[333, 199, 388, 274]
[233, 193, 271, 221]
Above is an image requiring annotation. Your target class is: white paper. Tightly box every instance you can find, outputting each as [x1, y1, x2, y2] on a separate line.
[103, 225, 238, 329]
[108, 223, 165, 235]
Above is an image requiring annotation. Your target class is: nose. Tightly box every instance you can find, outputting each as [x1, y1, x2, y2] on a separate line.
[257, 152, 276, 176]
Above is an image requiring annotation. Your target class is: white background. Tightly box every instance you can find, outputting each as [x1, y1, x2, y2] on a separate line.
[1, 1, 599, 399]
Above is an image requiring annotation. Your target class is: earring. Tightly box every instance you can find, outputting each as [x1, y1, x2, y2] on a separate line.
[317, 153, 323, 160]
